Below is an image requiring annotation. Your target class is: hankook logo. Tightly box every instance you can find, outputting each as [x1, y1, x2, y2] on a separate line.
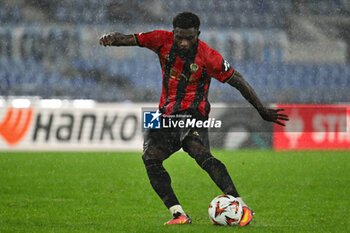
[0, 108, 33, 146]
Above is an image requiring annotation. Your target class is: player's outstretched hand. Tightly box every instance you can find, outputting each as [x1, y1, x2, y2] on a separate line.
[99, 33, 116, 46]
[259, 108, 289, 126]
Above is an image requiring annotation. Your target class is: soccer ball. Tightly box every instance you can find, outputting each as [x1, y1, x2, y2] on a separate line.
[208, 195, 243, 226]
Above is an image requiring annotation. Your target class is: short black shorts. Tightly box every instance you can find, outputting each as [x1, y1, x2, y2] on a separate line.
[143, 110, 210, 158]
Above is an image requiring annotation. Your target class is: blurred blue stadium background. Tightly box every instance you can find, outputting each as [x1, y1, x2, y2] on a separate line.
[0, 0, 349, 104]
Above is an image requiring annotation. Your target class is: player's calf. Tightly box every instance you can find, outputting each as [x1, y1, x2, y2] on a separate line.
[196, 153, 240, 197]
[143, 159, 180, 209]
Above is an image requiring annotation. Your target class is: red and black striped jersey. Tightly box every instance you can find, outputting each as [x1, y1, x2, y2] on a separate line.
[134, 30, 234, 117]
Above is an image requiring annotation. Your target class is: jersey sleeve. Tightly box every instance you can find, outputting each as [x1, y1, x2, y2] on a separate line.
[206, 49, 235, 83]
[133, 30, 172, 54]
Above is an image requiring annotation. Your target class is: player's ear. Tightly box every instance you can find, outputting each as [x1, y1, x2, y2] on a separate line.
[197, 30, 201, 36]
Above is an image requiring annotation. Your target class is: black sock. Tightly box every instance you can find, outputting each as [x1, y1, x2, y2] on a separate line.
[144, 159, 180, 209]
[197, 153, 240, 197]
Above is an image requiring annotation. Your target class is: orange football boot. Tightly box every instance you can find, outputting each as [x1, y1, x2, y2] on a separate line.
[239, 206, 254, 227]
[164, 212, 192, 225]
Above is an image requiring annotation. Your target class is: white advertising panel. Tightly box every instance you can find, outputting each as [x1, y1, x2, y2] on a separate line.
[0, 100, 148, 151]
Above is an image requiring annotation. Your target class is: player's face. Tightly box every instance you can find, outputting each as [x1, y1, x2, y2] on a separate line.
[173, 27, 199, 57]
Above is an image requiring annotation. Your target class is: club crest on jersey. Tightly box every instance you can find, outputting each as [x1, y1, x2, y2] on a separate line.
[190, 63, 199, 73]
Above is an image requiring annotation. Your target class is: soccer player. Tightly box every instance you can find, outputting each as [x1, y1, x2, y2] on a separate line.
[99, 12, 288, 226]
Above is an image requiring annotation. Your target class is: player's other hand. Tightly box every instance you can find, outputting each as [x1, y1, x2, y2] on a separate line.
[99, 33, 116, 46]
[259, 108, 289, 126]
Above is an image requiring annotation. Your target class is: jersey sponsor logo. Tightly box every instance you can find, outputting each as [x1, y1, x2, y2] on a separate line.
[222, 59, 231, 72]
[143, 110, 161, 129]
[170, 68, 198, 84]
[0, 108, 33, 146]
[170, 68, 187, 81]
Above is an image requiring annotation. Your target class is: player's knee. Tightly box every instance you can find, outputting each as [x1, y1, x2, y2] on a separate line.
[183, 138, 210, 157]
[142, 151, 151, 162]
[142, 145, 166, 162]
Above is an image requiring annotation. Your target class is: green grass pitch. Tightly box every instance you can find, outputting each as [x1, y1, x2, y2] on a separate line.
[0, 150, 349, 233]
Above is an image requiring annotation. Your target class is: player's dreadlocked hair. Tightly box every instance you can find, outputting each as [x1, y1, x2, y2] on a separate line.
[173, 12, 200, 30]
